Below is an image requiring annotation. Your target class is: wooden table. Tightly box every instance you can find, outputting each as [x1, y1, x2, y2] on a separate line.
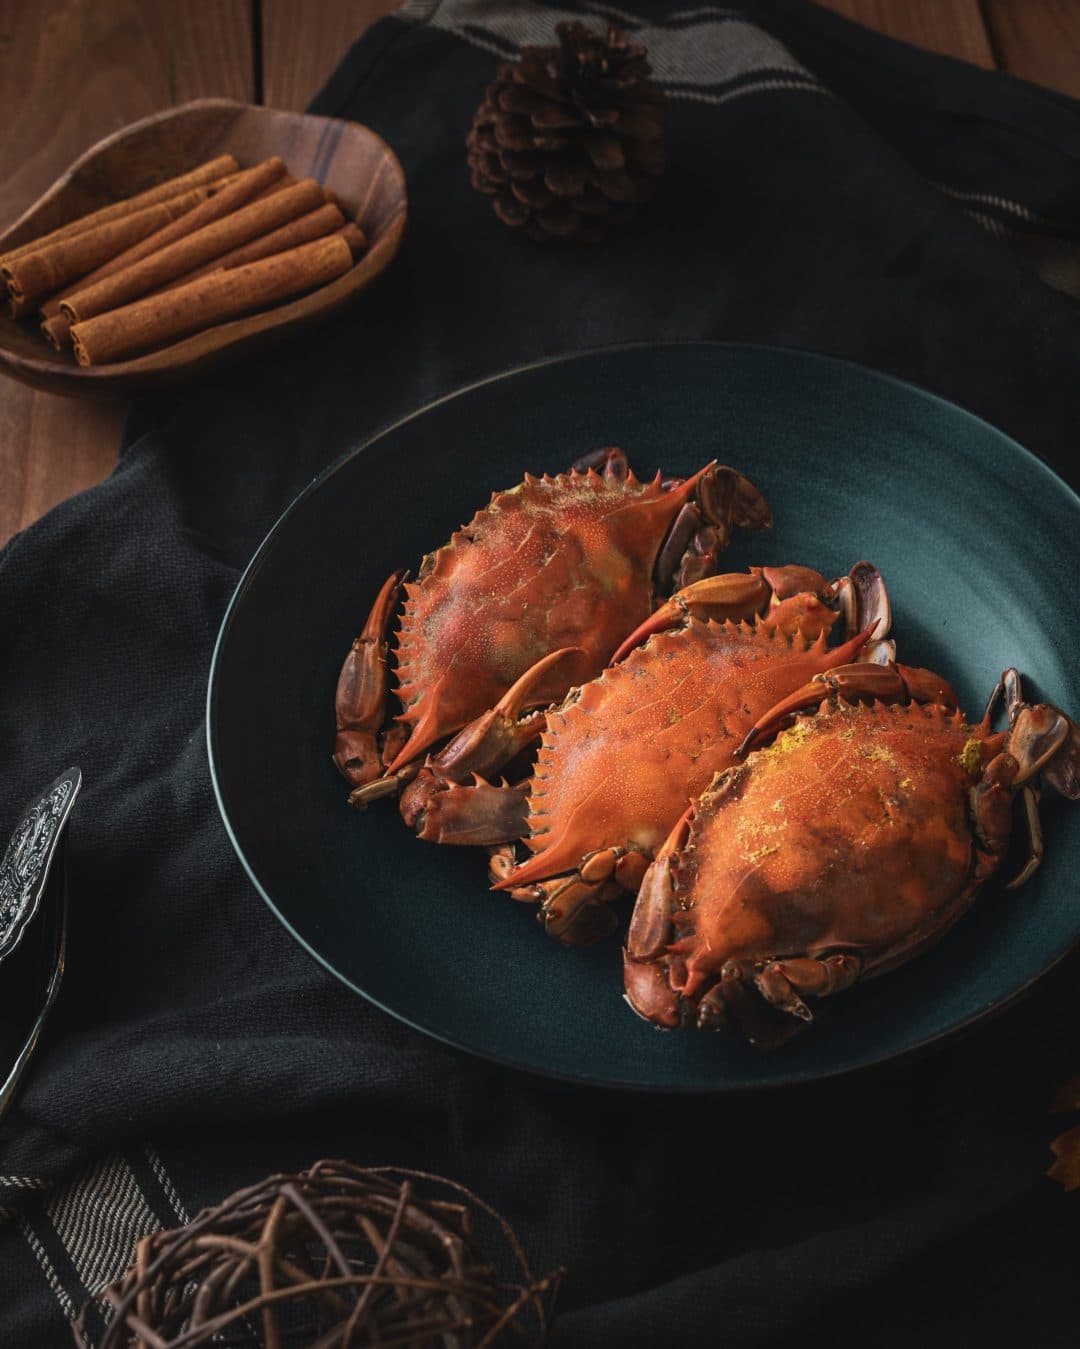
[2, 0, 1078, 549]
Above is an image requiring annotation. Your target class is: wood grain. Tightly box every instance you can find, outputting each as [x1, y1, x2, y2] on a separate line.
[0, 396, 124, 541]
[261, 0, 401, 112]
[0, 0, 253, 547]
[814, 0, 996, 66]
[981, 0, 1080, 99]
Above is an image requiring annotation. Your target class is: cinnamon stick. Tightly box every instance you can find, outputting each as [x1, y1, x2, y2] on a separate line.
[43, 206, 360, 351]
[1, 188, 214, 315]
[40, 157, 286, 322]
[337, 223, 368, 258]
[40, 311, 71, 351]
[0, 156, 238, 265]
[59, 178, 326, 326]
[166, 201, 348, 281]
[69, 234, 355, 366]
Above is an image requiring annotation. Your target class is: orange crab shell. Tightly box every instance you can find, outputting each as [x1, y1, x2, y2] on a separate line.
[668, 700, 1000, 1005]
[495, 608, 876, 892]
[388, 464, 711, 770]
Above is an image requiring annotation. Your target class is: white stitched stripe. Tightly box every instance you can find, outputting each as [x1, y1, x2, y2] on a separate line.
[964, 209, 1008, 238]
[145, 1145, 189, 1225]
[410, 0, 822, 94]
[675, 76, 830, 106]
[0, 1173, 50, 1190]
[669, 6, 743, 21]
[44, 1156, 160, 1296]
[18, 1215, 77, 1321]
[935, 183, 1037, 222]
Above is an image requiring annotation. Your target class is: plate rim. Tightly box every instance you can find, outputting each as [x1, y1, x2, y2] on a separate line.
[206, 339, 1080, 1092]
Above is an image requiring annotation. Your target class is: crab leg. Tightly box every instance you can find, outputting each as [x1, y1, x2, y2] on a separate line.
[982, 666, 1023, 726]
[754, 954, 862, 1021]
[647, 463, 772, 591]
[494, 844, 651, 944]
[692, 962, 807, 1048]
[529, 872, 624, 945]
[654, 502, 709, 588]
[334, 570, 406, 789]
[1008, 786, 1044, 889]
[989, 681, 1080, 886]
[735, 661, 959, 757]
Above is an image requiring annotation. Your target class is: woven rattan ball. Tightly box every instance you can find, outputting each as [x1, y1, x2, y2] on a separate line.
[82, 1160, 562, 1347]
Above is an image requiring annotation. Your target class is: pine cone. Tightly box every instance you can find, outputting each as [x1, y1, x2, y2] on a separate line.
[466, 21, 665, 242]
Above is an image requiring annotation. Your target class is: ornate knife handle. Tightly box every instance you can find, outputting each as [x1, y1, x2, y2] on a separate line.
[0, 768, 82, 1123]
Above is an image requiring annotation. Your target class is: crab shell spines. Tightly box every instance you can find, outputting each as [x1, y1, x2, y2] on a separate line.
[391, 467, 700, 762]
[504, 616, 865, 890]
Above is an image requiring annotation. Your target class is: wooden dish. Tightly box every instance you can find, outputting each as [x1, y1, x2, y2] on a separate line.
[0, 99, 407, 398]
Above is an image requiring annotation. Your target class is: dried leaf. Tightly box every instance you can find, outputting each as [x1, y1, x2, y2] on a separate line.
[1048, 1123, 1080, 1192]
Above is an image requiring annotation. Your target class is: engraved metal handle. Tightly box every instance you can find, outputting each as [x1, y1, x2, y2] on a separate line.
[0, 768, 81, 1123]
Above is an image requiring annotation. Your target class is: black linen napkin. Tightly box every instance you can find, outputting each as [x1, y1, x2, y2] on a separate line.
[2, 2, 1080, 1345]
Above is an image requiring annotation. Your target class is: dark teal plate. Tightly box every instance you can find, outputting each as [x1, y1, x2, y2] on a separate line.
[207, 344, 1080, 1090]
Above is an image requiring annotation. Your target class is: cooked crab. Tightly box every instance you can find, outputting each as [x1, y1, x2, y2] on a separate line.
[334, 448, 771, 806]
[623, 663, 1080, 1043]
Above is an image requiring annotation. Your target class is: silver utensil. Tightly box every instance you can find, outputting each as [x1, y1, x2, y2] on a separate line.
[0, 767, 81, 1123]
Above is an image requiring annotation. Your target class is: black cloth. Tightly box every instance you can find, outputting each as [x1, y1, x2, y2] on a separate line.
[3, 2, 1080, 1344]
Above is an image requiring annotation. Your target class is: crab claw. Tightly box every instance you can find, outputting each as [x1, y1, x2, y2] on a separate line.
[1010, 703, 1080, 797]
[895, 664, 959, 709]
[422, 646, 583, 783]
[697, 464, 774, 537]
[761, 564, 830, 599]
[734, 657, 958, 758]
[833, 561, 893, 652]
[627, 857, 675, 962]
[623, 950, 682, 1028]
[400, 773, 529, 846]
[992, 669, 1080, 800]
[1043, 714, 1080, 799]
[610, 571, 773, 662]
[334, 569, 406, 786]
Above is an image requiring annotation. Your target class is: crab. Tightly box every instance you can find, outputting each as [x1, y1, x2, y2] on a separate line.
[333, 448, 771, 805]
[398, 559, 892, 943]
[623, 662, 1080, 1044]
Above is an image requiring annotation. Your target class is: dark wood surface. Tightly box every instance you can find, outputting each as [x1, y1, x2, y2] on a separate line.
[1, 0, 1077, 547]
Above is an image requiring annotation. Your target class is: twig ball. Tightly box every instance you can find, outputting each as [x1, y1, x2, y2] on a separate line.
[81, 1160, 562, 1347]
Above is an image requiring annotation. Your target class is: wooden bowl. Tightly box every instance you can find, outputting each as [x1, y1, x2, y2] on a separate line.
[0, 99, 407, 398]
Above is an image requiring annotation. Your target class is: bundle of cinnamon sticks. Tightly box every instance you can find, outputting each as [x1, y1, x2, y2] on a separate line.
[0, 155, 367, 365]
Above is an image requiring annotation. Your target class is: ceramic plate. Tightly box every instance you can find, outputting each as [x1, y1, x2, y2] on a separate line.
[207, 344, 1080, 1090]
